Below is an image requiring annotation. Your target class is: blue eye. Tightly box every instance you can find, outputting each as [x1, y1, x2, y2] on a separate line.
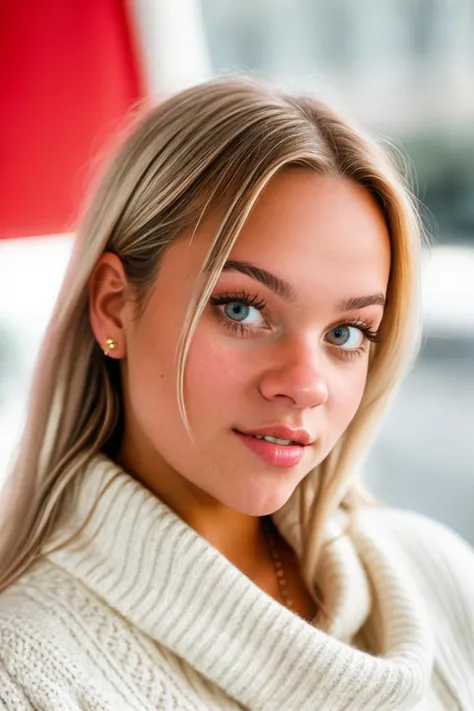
[224, 302, 251, 322]
[222, 301, 266, 327]
[326, 325, 365, 350]
[210, 291, 269, 336]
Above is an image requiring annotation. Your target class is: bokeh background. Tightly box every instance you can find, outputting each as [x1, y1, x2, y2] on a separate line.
[1, 0, 473, 541]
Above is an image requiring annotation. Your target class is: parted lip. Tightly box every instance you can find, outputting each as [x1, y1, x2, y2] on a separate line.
[235, 425, 314, 446]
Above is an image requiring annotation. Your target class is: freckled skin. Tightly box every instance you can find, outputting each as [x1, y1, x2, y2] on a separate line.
[89, 169, 390, 556]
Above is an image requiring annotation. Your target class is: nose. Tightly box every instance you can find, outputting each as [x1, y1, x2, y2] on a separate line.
[258, 345, 329, 410]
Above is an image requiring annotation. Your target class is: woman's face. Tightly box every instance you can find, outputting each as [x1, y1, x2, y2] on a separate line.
[95, 169, 391, 516]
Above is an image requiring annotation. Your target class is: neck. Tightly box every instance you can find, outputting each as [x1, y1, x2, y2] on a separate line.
[186, 507, 271, 577]
[116, 443, 271, 576]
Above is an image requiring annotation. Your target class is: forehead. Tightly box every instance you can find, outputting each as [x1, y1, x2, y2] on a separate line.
[227, 169, 391, 303]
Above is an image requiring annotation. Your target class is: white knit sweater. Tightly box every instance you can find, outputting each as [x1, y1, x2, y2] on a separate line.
[0, 454, 473, 710]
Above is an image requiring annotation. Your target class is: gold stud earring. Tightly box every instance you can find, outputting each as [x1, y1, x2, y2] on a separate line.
[103, 338, 118, 357]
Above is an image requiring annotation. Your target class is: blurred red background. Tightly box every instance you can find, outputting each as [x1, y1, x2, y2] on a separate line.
[0, 0, 144, 239]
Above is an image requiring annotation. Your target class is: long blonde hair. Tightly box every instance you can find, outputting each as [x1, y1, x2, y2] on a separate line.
[0, 76, 423, 592]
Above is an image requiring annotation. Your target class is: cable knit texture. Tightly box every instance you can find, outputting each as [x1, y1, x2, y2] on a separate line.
[0, 454, 473, 710]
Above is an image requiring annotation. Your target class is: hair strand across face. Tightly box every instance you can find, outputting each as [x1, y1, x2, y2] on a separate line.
[0, 75, 424, 591]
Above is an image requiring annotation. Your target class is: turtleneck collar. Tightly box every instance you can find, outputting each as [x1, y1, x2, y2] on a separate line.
[45, 454, 435, 710]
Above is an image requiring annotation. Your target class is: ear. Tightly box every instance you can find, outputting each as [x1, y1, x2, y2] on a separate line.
[89, 253, 132, 359]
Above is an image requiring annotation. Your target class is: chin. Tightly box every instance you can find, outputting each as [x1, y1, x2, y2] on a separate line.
[222, 484, 297, 517]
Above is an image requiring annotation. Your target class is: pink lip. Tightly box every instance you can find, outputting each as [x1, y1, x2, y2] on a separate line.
[234, 431, 306, 467]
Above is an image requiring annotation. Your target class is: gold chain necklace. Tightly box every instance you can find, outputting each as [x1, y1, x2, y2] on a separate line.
[261, 515, 295, 612]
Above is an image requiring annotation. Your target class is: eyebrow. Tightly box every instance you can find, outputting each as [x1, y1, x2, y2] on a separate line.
[221, 259, 385, 311]
[222, 260, 298, 301]
[338, 293, 386, 310]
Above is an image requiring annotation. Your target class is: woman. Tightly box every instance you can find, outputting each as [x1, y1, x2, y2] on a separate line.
[0, 77, 472, 710]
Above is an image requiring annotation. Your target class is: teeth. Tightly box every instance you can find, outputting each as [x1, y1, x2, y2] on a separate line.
[264, 436, 292, 445]
[251, 434, 293, 445]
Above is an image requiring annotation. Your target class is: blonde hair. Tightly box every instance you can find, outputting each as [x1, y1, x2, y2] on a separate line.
[0, 76, 423, 593]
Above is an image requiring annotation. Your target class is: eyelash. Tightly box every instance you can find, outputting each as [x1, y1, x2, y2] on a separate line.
[331, 320, 381, 360]
[209, 290, 382, 358]
[210, 290, 269, 336]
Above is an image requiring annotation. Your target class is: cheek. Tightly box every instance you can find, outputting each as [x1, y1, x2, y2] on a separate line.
[123, 301, 186, 439]
[183, 331, 251, 433]
[126, 335, 176, 426]
[125, 301, 250, 447]
[327, 361, 369, 435]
